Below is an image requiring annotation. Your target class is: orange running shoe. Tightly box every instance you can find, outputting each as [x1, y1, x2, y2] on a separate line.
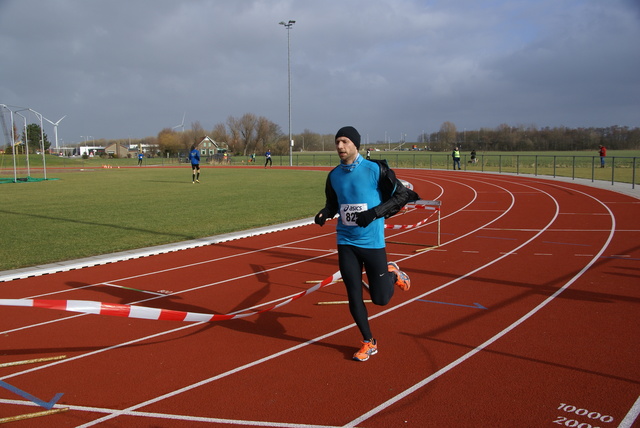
[353, 339, 378, 362]
[388, 262, 410, 291]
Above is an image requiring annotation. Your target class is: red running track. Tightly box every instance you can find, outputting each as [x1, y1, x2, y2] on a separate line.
[0, 170, 639, 427]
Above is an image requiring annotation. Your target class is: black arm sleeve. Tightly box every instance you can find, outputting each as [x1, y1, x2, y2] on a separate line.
[369, 160, 420, 219]
[322, 172, 339, 218]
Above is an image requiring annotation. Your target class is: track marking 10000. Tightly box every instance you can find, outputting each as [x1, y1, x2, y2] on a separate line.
[554, 403, 614, 427]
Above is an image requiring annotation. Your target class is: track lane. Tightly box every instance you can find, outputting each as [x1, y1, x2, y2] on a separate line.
[1, 171, 637, 427]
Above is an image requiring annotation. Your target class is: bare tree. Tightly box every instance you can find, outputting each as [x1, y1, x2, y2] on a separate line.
[297, 129, 323, 151]
[225, 115, 242, 153]
[237, 113, 258, 156]
[439, 121, 458, 149]
[255, 116, 282, 154]
[157, 128, 182, 156]
[211, 123, 228, 145]
[213, 113, 283, 156]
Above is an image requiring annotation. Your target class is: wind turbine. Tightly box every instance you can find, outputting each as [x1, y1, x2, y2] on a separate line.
[43, 115, 66, 152]
[172, 112, 185, 132]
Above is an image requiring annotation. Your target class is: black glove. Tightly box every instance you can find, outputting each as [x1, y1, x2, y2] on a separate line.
[355, 209, 377, 227]
[315, 208, 331, 226]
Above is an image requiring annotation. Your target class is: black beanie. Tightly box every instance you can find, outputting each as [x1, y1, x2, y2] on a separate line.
[335, 126, 361, 149]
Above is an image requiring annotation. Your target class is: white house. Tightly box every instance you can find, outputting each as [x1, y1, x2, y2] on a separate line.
[197, 136, 228, 156]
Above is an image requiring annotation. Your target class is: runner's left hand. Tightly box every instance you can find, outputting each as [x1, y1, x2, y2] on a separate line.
[356, 209, 376, 227]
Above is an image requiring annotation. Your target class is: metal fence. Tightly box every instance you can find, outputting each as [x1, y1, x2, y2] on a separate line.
[264, 153, 638, 189]
[2, 153, 637, 189]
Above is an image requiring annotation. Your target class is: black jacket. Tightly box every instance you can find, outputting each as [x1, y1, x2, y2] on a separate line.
[323, 158, 420, 220]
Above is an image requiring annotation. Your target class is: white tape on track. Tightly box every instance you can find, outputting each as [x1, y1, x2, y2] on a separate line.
[0, 271, 343, 322]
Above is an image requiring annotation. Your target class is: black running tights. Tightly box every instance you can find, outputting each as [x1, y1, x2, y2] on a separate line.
[338, 244, 396, 341]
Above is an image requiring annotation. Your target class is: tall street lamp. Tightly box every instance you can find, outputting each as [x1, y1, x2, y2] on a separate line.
[279, 19, 295, 166]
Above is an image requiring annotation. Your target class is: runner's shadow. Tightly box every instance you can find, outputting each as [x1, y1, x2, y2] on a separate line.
[216, 264, 354, 359]
[59, 269, 353, 359]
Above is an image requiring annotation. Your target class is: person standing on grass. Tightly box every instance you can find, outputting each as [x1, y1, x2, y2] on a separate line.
[137, 152, 144, 166]
[189, 144, 201, 183]
[599, 145, 607, 168]
[314, 125, 419, 362]
[264, 149, 272, 168]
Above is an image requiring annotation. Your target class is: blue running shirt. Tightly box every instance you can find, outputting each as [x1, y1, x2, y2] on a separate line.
[329, 155, 385, 249]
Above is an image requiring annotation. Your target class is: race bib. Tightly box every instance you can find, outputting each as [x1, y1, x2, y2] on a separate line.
[340, 203, 367, 226]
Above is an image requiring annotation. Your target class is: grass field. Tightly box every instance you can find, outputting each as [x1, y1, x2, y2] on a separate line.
[0, 167, 326, 271]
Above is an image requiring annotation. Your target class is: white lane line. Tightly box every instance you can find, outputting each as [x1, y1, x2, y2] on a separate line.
[0, 245, 339, 338]
[343, 176, 616, 427]
[22, 231, 337, 300]
[51, 177, 497, 426]
[619, 395, 640, 428]
[0, 236, 338, 335]
[8, 173, 610, 427]
[0, 399, 338, 428]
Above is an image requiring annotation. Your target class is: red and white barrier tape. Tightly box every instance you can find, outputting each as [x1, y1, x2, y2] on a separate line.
[385, 217, 432, 230]
[404, 204, 439, 211]
[386, 200, 440, 230]
[0, 271, 342, 323]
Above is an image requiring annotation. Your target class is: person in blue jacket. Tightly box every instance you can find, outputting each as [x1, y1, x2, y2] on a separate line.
[315, 126, 419, 361]
[264, 149, 272, 168]
[189, 144, 200, 183]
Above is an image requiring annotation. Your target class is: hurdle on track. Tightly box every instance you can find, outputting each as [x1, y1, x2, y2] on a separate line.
[390, 199, 442, 247]
[413, 199, 441, 247]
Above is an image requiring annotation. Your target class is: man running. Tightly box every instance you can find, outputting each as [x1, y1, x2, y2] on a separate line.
[315, 125, 419, 361]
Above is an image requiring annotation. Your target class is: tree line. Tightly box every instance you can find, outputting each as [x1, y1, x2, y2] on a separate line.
[3, 115, 638, 156]
[156, 119, 639, 156]
[418, 122, 640, 153]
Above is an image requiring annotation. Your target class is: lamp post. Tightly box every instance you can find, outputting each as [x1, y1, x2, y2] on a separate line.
[279, 19, 295, 166]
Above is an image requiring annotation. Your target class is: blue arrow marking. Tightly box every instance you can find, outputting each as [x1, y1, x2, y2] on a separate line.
[0, 379, 64, 409]
[416, 299, 487, 310]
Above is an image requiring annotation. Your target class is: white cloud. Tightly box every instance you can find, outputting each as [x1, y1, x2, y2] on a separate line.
[0, 0, 637, 145]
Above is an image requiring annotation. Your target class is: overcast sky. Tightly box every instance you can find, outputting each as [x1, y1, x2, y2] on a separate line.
[1, 0, 639, 148]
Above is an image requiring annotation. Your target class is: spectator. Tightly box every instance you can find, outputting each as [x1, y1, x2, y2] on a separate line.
[264, 149, 272, 168]
[189, 144, 200, 183]
[599, 145, 607, 168]
[452, 147, 461, 170]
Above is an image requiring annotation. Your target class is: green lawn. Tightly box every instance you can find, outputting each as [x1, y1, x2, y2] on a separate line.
[0, 167, 326, 271]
